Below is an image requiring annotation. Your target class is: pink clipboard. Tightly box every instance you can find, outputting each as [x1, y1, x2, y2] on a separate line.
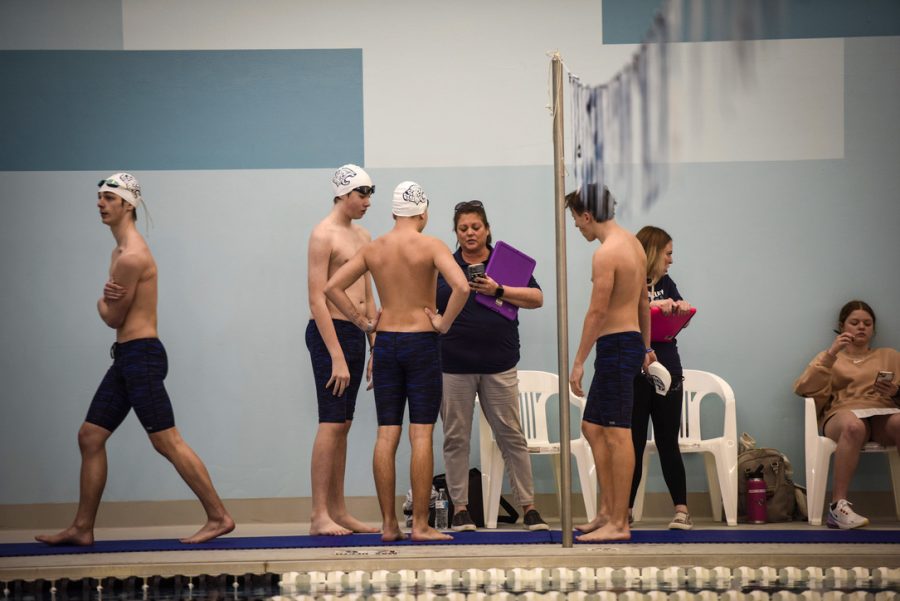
[474, 241, 536, 321]
[650, 306, 696, 342]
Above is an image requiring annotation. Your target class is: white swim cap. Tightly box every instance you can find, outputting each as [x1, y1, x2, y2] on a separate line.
[98, 172, 144, 208]
[645, 361, 672, 395]
[392, 181, 429, 217]
[332, 164, 373, 197]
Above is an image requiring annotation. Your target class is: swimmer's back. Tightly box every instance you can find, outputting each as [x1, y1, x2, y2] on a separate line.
[596, 230, 646, 338]
[366, 229, 442, 332]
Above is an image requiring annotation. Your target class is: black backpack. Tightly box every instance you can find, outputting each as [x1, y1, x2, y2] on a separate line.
[432, 468, 519, 527]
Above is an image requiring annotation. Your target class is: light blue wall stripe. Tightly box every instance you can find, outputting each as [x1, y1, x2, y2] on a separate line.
[0, 50, 363, 171]
[0, 0, 123, 50]
[603, 0, 900, 44]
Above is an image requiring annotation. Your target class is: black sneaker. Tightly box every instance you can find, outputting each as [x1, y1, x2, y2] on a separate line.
[523, 509, 550, 531]
[451, 509, 476, 531]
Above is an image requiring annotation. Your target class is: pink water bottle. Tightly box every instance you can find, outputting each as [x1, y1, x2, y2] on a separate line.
[746, 475, 768, 524]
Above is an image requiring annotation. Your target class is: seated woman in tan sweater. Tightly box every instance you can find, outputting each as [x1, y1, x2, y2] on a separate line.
[794, 300, 900, 529]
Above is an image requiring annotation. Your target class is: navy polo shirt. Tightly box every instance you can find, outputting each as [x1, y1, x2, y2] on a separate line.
[436, 246, 541, 374]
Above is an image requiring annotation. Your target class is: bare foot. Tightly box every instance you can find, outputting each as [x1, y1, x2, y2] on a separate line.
[575, 522, 630, 543]
[35, 526, 94, 546]
[411, 526, 453, 542]
[309, 516, 352, 536]
[180, 515, 236, 544]
[334, 514, 380, 534]
[576, 515, 608, 533]
[381, 524, 408, 542]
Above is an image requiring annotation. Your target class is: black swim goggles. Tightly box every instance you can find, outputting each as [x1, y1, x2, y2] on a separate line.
[352, 185, 375, 196]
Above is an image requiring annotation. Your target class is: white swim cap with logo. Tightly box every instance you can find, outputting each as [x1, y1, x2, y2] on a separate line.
[331, 164, 372, 197]
[645, 360, 672, 396]
[392, 181, 429, 217]
[98, 172, 144, 208]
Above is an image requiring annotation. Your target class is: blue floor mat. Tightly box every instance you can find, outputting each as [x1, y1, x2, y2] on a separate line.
[1, 530, 552, 557]
[559, 528, 900, 545]
[5, 528, 898, 558]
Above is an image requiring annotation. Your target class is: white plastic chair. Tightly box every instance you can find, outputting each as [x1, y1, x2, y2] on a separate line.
[803, 396, 900, 525]
[478, 370, 597, 528]
[632, 369, 739, 526]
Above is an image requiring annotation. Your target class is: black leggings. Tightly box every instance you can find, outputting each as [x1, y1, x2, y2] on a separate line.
[629, 374, 687, 508]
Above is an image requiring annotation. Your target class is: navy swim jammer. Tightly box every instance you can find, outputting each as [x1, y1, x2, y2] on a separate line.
[85, 338, 175, 434]
[306, 319, 367, 423]
[583, 331, 645, 428]
[373, 331, 442, 426]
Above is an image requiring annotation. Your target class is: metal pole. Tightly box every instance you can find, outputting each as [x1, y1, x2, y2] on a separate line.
[550, 52, 572, 548]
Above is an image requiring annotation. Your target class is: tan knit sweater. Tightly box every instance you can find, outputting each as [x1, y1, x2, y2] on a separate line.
[794, 347, 900, 427]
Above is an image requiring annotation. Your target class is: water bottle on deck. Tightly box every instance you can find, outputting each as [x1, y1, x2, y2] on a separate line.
[746, 466, 768, 524]
[434, 489, 449, 530]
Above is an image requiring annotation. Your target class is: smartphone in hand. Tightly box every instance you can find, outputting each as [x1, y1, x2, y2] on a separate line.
[875, 370, 894, 385]
[467, 263, 485, 282]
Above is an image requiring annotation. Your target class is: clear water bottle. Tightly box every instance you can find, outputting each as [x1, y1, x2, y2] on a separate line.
[434, 489, 449, 530]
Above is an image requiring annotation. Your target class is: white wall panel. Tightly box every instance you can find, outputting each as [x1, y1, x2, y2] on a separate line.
[123, 1, 843, 168]
[0, 0, 122, 50]
[666, 39, 844, 163]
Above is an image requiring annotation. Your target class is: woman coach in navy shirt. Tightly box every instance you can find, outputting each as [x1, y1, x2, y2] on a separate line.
[435, 200, 549, 532]
[629, 225, 694, 530]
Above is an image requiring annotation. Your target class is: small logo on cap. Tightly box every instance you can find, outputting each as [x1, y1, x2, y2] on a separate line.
[402, 184, 428, 206]
[118, 173, 141, 195]
[333, 166, 358, 188]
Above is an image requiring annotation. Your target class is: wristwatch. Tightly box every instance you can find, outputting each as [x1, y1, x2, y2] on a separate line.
[494, 285, 505, 299]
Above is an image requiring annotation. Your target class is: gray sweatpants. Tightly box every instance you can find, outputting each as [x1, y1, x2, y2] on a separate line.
[440, 368, 535, 509]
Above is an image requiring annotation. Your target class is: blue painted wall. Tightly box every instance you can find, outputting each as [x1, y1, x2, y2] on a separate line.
[603, 0, 900, 44]
[0, 1, 898, 514]
[0, 50, 363, 170]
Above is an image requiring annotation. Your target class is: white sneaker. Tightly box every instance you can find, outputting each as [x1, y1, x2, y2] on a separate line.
[826, 499, 869, 529]
[668, 511, 693, 530]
